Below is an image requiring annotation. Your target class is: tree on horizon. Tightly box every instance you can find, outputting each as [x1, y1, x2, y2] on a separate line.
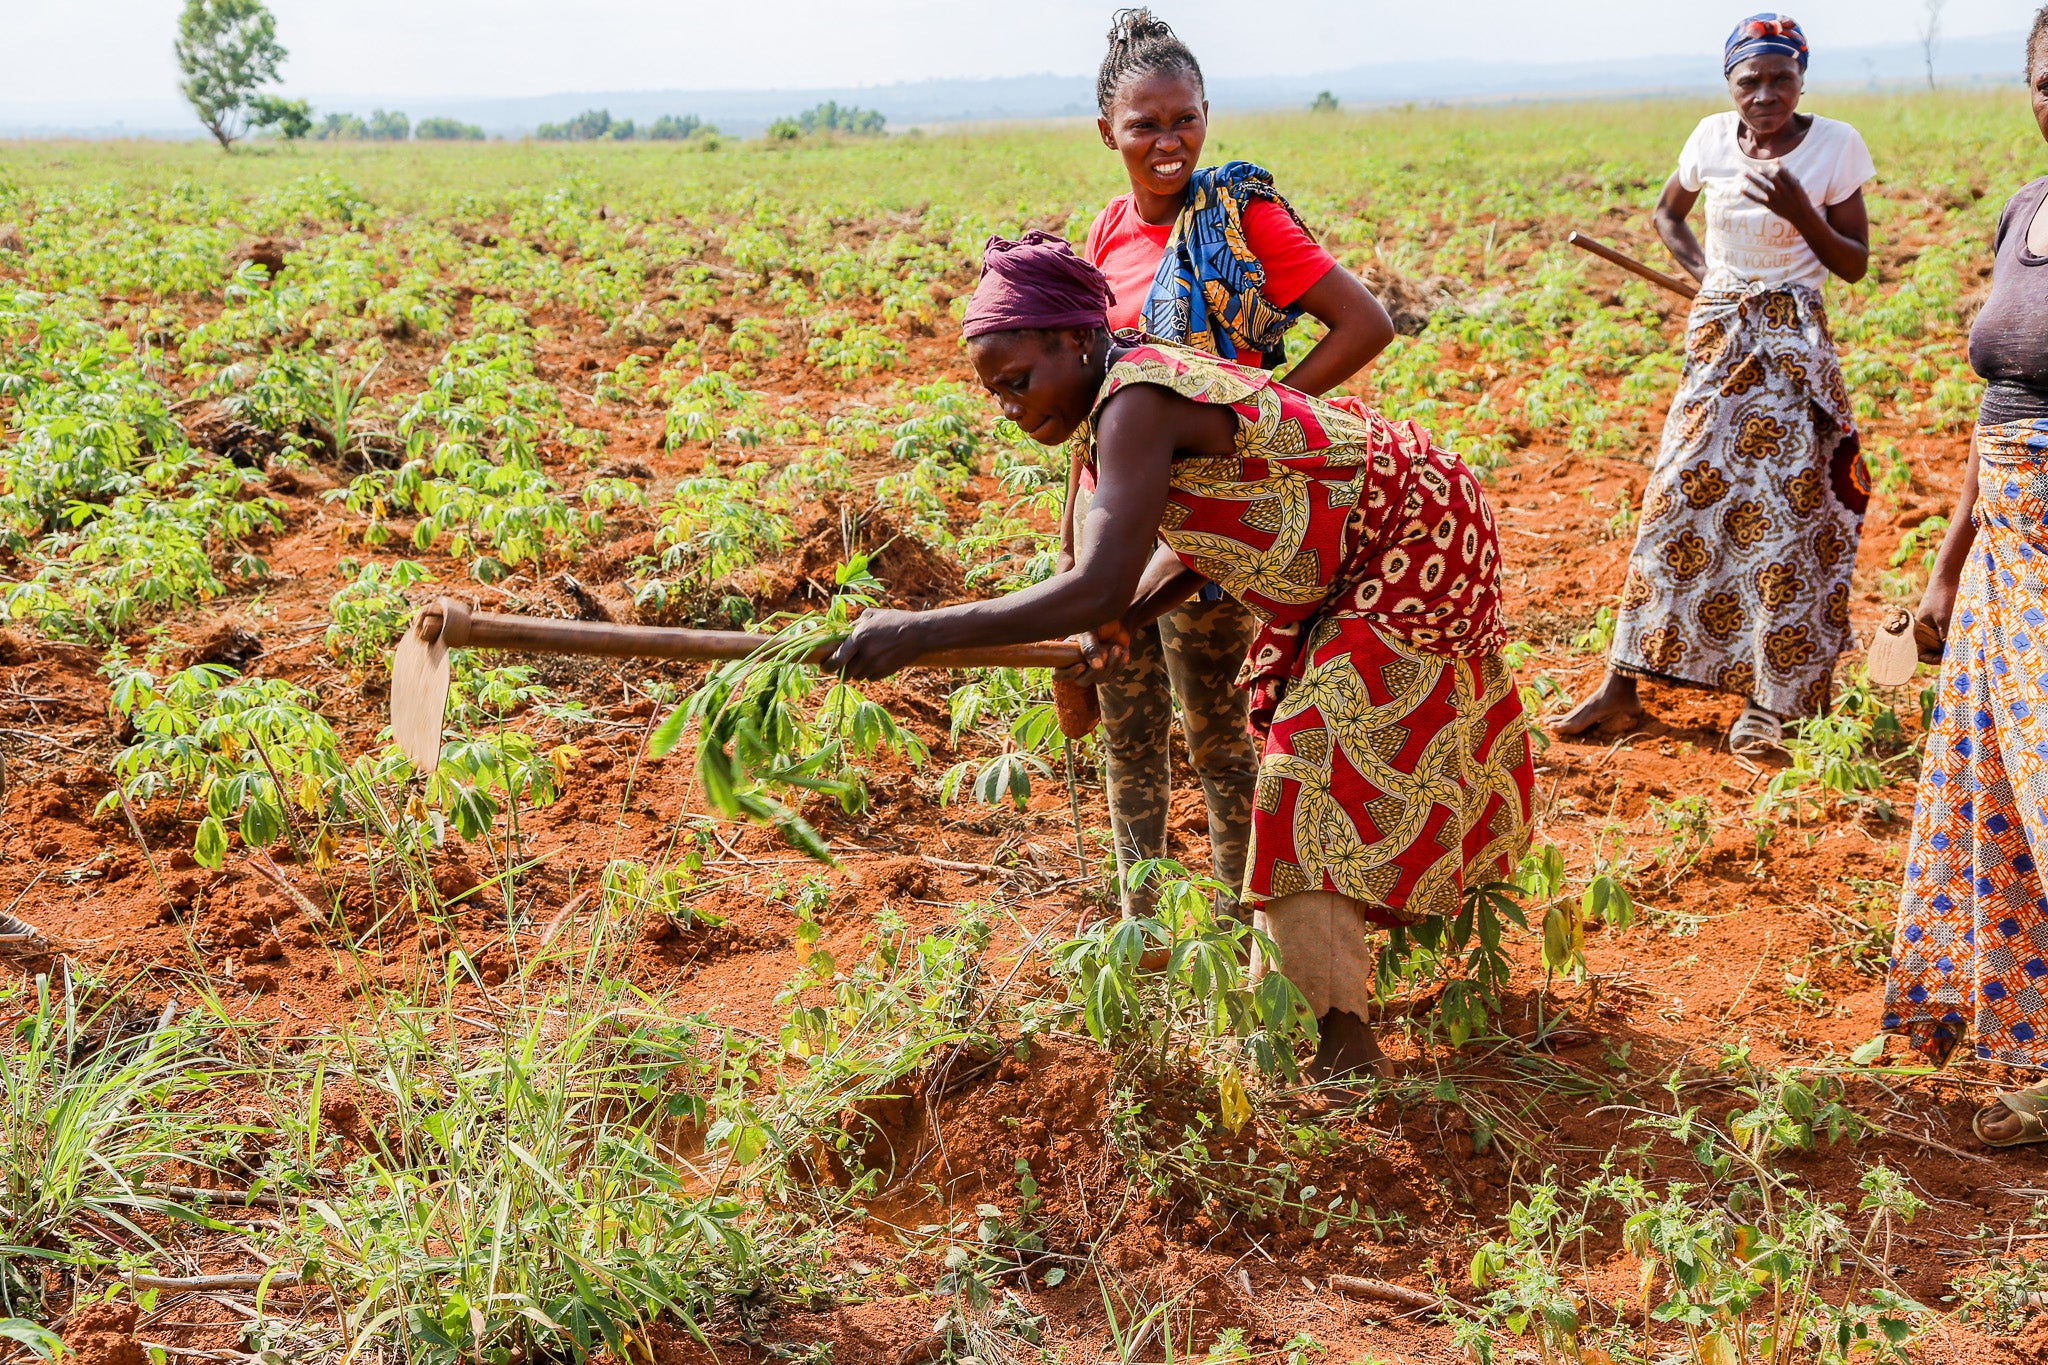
[174, 0, 292, 150]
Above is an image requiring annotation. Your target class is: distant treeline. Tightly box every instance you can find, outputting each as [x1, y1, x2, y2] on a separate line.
[535, 110, 720, 142]
[292, 99, 891, 147]
[767, 101, 886, 140]
[531, 102, 885, 144]
[313, 109, 485, 141]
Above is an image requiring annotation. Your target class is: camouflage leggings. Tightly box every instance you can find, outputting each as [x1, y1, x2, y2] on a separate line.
[1099, 595, 1262, 917]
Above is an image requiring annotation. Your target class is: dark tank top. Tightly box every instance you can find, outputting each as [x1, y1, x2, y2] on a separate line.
[1969, 176, 2048, 425]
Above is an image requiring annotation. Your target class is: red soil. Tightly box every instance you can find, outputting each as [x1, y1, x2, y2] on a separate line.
[0, 226, 2028, 1362]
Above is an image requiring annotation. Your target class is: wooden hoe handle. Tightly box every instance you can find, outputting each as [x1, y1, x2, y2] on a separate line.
[1567, 232, 1700, 301]
[413, 598, 1085, 671]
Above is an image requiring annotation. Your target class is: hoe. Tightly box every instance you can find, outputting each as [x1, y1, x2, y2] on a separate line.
[390, 597, 1086, 771]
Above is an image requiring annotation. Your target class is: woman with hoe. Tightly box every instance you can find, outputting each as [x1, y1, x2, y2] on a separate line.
[1885, 9, 2048, 1147]
[1556, 14, 1874, 755]
[1067, 9, 1393, 916]
[826, 233, 1529, 1082]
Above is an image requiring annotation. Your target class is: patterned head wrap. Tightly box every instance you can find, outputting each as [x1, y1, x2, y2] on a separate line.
[961, 231, 1115, 338]
[1724, 13, 1809, 75]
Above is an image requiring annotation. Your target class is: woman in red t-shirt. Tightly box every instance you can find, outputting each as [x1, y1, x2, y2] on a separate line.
[1063, 8, 1394, 927]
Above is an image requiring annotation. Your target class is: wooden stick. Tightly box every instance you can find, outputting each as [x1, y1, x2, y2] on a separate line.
[1567, 232, 1700, 300]
[129, 1271, 301, 1291]
[1328, 1274, 1452, 1314]
[420, 597, 1082, 671]
[138, 1183, 291, 1209]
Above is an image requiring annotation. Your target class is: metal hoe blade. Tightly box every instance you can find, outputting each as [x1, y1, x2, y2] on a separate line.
[391, 612, 451, 772]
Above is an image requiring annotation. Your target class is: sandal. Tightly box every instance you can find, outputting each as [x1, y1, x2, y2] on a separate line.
[1727, 704, 1782, 757]
[1974, 1083, 2048, 1148]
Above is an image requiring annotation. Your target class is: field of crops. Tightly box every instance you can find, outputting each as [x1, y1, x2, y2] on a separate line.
[0, 88, 2043, 1365]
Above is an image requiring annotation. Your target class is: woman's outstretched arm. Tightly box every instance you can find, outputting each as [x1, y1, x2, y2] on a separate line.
[827, 385, 1224, 678]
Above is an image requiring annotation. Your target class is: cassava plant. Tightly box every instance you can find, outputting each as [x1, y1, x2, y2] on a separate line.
[648, 566, 925, 860]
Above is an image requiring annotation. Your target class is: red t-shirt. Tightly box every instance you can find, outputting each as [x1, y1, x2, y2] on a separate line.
[1083, 191, 1337, 334]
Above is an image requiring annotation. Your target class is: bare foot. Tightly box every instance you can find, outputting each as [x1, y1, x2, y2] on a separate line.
[1308, 1010, 1389, 1085]
[1551, 671, 1644, 738]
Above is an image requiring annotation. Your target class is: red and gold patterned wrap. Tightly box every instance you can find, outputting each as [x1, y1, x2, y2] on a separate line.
[1077, 340, 1534, 919]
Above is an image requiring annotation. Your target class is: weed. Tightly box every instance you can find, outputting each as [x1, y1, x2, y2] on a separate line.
[1646, 794, 1717, 891]
[1055, 863, 1316, 1082]
[1571, 606, 1615, 655]
[0, 975, 232, 1310]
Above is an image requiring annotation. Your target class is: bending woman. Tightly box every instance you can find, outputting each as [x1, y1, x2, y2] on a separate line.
[1069, 8, 1392, 916]
[1556, 13, 1874, 755]
[1884, 8, 2048, 1147]
[827, 233, 1530, 1079]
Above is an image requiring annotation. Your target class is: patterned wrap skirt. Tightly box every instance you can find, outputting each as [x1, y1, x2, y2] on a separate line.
[1249, 620, 1532, 925]
[1608, 284, 1869, 718]
[1078, 340, 1536, 924]
[1885, 418, 2048, 1067]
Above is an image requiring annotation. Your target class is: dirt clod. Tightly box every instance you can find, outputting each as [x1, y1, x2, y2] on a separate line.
[236, 238, 290, 277]
[62, 1301, 144, 1365]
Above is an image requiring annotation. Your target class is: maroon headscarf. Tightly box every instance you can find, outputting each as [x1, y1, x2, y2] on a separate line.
[961, 230, 1115, 338]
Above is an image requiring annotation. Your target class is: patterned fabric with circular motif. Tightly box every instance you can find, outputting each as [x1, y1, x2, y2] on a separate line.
[1608, 283, 1867, 718]
[1074, 338, 1533, 916]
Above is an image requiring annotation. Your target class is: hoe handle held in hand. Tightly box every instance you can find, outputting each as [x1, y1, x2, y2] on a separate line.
[414, 597, 1084, 670]
[1567, 232, 1700, 301]
[392, 598, 1090, 772]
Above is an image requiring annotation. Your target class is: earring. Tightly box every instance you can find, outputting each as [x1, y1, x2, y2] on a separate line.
[1081, 352, 1092, 365]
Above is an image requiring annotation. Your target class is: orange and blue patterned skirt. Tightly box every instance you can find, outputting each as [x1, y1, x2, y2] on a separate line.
[1886, 417, 2048, 1066]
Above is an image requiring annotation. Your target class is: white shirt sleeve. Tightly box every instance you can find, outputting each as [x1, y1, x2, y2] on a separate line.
[1825, 125, 1876, 206]
[1675, 118, 1711, 193]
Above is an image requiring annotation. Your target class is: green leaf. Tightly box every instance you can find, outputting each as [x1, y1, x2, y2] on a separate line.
[1850, 1035, 1887, 1066]
[646, 705, 688, 759]
[728, 1123, 767, 1165]
[0, 1320, 64, 1360]
[240, 795, 284, 848]
[447, 783, 497, 840]
[194, 814, 228, 869]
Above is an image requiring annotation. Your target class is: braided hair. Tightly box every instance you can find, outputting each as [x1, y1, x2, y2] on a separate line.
[1096, 8, 1205, 117]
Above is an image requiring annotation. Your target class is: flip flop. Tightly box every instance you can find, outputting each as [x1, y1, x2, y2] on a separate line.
[1728, 705, 1782, 757]
[1973, 1084, 2048, 1147]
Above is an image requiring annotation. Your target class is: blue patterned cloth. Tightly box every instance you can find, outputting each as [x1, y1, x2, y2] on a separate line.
[1885, 418, 2048, 1067]
[1723, 13, 1809, 75]
[1142, 161, 1310, 365]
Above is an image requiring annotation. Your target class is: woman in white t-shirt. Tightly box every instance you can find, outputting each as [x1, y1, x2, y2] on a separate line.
[1557, 13, 1875, 755]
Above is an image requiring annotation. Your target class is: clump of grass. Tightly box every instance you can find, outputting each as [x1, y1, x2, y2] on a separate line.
[0, 974, 232, 1315]
[286, 918, 784, 1365]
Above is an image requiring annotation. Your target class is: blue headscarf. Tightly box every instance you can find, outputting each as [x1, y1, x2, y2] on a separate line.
[1142, 161, 1310, 364]
[1724, 13, 1810, 75]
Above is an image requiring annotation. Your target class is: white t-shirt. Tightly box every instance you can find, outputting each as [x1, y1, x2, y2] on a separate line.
[1676, 112, 1875, 292]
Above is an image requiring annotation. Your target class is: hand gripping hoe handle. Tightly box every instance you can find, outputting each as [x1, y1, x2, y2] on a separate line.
[390, 597, 1085, 770]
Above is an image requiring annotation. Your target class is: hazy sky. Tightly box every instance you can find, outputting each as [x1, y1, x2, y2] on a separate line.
[3, 0, 2033, 103]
